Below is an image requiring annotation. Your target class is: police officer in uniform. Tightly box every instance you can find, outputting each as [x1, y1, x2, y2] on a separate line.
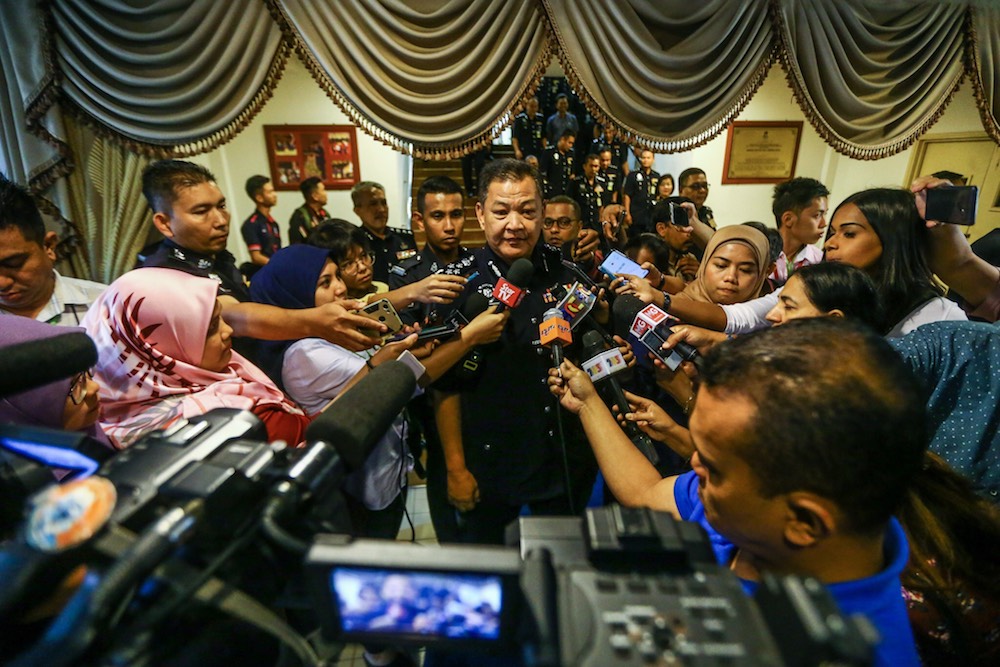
[539, 129, 576, 199]
[511, 96, 546, 161]
[389, 176, 474, 326]
[429, 158, 599, 545]
[598, 147, 623, 204]
[570, 152, 610, 233]
[622, 148, 660, 236]
[352, 180, 417, 284]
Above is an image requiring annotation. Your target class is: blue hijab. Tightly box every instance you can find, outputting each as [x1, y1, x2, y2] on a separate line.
[249, 245, 333, 385]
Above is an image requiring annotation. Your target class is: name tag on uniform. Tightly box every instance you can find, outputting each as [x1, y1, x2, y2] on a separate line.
[396, 249, 417, 261]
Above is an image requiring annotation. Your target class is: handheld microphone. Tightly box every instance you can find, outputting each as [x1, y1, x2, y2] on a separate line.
[580, 330, 658, 465]
[612, 295, 700, 372]
[307, 361, 417, 472]
[492, 258, 533, 312]
[539, 308, 571, 367]
[0, 332, 98, 398]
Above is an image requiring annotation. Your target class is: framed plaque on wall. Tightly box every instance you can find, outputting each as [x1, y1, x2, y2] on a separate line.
[722, 121, 803, 184]
[264, 125, 361, 190]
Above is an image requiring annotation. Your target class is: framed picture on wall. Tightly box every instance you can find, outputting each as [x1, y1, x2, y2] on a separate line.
[263, 125, 361, 190]
[722, 121, 803, 184]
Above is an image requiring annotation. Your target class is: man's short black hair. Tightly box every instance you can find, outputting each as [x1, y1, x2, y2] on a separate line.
[306, 219, 371, 265]
[142, 160, 216, 215]
[624, 233, 670, 271]
[476, 158, 542, 207]
[583, 153, 600, 164]
[416, 176, 463, 216]
[299, 176, 323, 200]
[559, 129, 576, 141]
[545, 195, 581, 221]
[245, 175, 270, 200]
[772, 177, 830, 228]
[698, 318, 927, 536]
[678, 167, 705, 188]
[0, 173, 46, 244]
[651, 196, 693, 225]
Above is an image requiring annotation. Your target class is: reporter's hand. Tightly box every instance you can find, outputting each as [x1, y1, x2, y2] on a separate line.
[613, 334, 636, 368]
[371, 333, 417, 365]
[622, 390, 678, 443]
[547, 359, 597, 413]
[676, 255, 700, 280]
[910, 174, 955, 226]
[573, 228, 600, 263]
[612, 273, 657, 304]
[409, 274, 467, 304]
[664, 324, 727, 355]
[461, 305, 510, 346]
[447, 468, 480, 511]
[315, 300, 384, 351]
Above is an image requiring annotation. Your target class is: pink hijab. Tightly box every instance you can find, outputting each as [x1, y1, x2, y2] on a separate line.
[82, 268, 302, 448]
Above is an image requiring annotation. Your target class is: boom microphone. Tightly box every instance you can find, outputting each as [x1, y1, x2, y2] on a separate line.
[306, 361, 417, 471]
[491, 258, 533, 311]
[0, 331, 98, 398]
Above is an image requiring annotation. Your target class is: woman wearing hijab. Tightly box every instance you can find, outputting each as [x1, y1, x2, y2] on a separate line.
[82, 268, 309, 449]
[674, 224, 770, 305]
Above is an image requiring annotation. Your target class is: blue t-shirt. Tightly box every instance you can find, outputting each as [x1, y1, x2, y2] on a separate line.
[673, 471, 919, 667]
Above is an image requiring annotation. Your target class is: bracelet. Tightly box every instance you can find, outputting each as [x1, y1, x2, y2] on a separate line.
[682, 393, 695, 416]
[365, 357, 375, 370]
[661, 291, 672, 312]
[657, 273, 666, 290]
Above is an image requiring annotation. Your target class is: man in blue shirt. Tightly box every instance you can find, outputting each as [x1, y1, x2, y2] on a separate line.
[549, 318, 923, 667]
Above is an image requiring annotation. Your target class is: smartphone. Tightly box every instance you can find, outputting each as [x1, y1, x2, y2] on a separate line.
[668, 202, 688, 227]
[388, 321, 461, 343]
[599, 249, 649, 280]
[359, 298, 403, 334]
[925, 186, 978, 225]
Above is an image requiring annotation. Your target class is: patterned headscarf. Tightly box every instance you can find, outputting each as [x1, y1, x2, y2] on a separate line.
[82, 268, 302, 448]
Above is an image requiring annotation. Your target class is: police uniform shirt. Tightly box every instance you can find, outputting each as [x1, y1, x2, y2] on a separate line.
[601, 165, 623, 204]
[240, 211, 281, 258]
[388, 245, 475, 326]
[432, 243, 598, 506]
[141, 238, 250, 302]
[363, 225, 417, 284]
[540, 145, 575, 198]
[571, 173, 610, 232]
[623, 168, 660, 235]
[288, 204, 330, 245]
[512, 111, 546, 157]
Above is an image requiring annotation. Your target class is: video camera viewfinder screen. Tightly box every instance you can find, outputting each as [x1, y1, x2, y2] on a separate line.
[332, 567, 503, 640]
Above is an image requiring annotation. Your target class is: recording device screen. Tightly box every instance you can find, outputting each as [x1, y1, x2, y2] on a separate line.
[331, 567, 504, 641]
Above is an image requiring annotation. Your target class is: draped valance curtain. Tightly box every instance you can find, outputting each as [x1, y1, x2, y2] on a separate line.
[4, 0, 1000, 202]
[9, 0, 1000, 185]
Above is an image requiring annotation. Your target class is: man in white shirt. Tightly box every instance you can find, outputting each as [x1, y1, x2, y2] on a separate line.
[0, 175, 106, 325]
[770, 177, 830, 287]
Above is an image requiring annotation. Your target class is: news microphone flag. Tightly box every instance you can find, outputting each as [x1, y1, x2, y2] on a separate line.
[555, 282, 598, 330]
[539, 307, 571, 367]
[492, 257, 533, 312]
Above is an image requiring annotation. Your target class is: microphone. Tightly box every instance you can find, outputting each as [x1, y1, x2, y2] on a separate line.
[0, 332, 98, 398]
[580, 330, 658, 464]
[491, 257, 533, 311]
[306, 361, 417, 472]
[539, 308, 571, 367]
[612, 295, 700, 372]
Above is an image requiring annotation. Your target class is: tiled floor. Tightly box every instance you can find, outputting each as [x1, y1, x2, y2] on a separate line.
[333, 483, 435, 666]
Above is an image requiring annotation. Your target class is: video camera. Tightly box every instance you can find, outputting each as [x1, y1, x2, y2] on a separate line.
[0, 362, 875, 666]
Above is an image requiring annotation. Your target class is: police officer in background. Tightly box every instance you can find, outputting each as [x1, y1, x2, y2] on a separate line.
[429, 158, 600, 545]
[511, 96, 546, 161]
[570, 152, 610, 233]
[598, 146, 623, 205]
[352, 180, 417, 284]
[540, 129, 576, 198]
[622, 148, 660, 235]
[390, 175, 474, 326]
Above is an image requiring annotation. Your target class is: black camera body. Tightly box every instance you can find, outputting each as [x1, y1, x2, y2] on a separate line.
[306, 504, 874, 666]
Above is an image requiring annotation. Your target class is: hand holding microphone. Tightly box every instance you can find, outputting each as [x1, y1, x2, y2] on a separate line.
[539, 308, 571, 369]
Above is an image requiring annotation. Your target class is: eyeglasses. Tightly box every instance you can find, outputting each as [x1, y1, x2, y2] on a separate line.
[685, 182, 710, 191]
[542, 217, 578, 230]
[340, 252, 375, 274]
[68, 369, 94, 405]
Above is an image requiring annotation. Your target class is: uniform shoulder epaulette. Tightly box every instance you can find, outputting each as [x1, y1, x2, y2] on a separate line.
[388, 226, 415, 239]
[438, 254, 476, 276]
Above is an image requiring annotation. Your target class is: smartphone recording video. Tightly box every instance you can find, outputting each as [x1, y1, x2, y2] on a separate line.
[925, 186, 978, 226]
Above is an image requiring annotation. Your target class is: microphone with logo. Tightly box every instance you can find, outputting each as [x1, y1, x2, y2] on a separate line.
[491, 258, 533, 312]
[580, 330, 659, 465]
[612, 295, 701, 373]
[539, 308, 572, 368]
